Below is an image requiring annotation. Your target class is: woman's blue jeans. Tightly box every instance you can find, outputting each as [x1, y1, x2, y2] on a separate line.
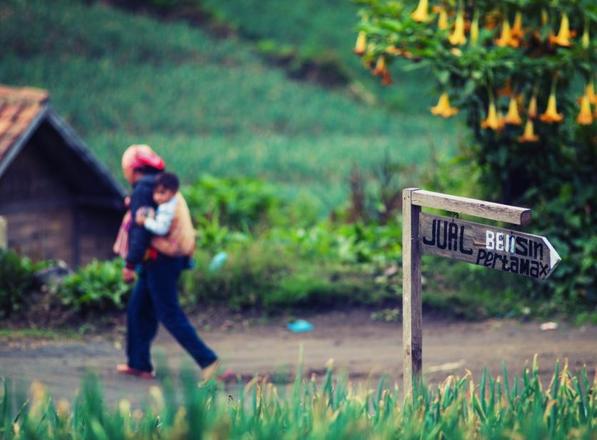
[126, 255, 217, 372]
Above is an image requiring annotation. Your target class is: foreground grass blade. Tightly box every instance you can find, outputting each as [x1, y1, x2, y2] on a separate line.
[1, 360, 595, 439]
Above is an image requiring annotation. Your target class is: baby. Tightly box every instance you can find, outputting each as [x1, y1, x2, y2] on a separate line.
[136, 172, 180, 235]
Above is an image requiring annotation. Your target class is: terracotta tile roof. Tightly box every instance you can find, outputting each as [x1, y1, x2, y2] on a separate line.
[0, 85, 49, 163]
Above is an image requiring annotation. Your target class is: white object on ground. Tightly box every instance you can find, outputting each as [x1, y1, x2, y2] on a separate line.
[540, 322, 558, 331]
[425, 360, 466, 373]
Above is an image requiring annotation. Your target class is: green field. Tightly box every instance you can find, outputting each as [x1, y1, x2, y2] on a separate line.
[0, 0, 458, 210]
[201, 0, 430, 110]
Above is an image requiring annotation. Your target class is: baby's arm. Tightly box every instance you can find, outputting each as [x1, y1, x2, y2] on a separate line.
[144, 198, 176, 236]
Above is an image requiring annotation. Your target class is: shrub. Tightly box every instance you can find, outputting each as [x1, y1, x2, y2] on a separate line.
[183, 175, 282, 231]
[193, 215, 251, 254]
[57, 259, 131, 312]
[267, 222, 402, 265]
[181, 240, 396, 311]
[0, 249, 38, 318]
[182, 241, 297, 310]
[263, 265, 395, 309]
[357, 0, 597, 304]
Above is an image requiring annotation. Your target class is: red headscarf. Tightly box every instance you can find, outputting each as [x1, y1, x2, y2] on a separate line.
[121, 144, 165, 183]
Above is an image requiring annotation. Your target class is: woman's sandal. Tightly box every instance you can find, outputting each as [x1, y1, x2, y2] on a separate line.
[116, 364, 155, 380]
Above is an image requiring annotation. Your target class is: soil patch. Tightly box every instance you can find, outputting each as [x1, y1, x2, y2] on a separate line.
[1, 310, 595, 405]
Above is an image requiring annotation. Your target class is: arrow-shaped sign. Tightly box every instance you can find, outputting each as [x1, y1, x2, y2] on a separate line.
[419, 213, 561, 280]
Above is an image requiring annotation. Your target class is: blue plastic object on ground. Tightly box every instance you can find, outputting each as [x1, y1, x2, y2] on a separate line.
[208, 251, 228, 272]
[287, 319, 314, 333]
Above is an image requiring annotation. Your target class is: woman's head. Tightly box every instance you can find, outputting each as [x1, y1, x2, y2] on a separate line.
[121, 144, 165, 183]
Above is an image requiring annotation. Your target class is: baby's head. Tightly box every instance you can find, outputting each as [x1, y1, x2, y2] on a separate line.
[153, 172, 179, 205]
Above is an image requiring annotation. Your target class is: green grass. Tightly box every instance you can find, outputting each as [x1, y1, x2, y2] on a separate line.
[0, 0, 458, 210]
[1, 360, 595, 438]
[201, 0, 436, 112]
[202, 0, 358, 60]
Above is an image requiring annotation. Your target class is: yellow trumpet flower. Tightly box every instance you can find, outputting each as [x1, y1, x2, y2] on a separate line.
[381, 70, 393, 86]
[550, 13, 572, 47]
[511, 12, 524, 39]
[449, 8, 467, 45]
[539, 92, 564, 123]
[518, 119, 539, 143]
[527, 94, 538, 118]
[484, 10, 500, 30]
[541, 9, 549, 27]
[372, 55, 392, 85]
[430, 92, 459, 118]
[582, 22, 590, 49]
[576, 94, 593, 125]
[495, 18, 519, 48]
[385, 46, 414, 59]
[411, 0, 430, 23]
[497, 79, 513, 97]
[504, 98, 522, 125]
[354, 32, 367, 56]
[481, 100, 500, 130]
[470, 12, 479, 45]
[385, 46, 400, 56]
[434, 6, 449, 31]
[373, 55, 387, 77]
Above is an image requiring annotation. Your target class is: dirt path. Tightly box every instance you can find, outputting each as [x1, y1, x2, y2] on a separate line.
[1, 310, 596, 405]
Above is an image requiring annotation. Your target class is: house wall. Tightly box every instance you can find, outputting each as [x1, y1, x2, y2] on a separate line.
[0, 143, 76, 264]
[77, 206, 122, 266]
[0, 141, 122, 266]
[1, 208, 74, 263]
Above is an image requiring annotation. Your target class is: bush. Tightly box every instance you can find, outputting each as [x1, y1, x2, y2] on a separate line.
[182, 241, 290, 310]
[420, 146, 597, 317]
[0, 249, 38, 318]
[266, 221, 402, 266]
[57, 259, 131, 312]
[357, 0, 597, 312]
[182, 240, 397, 311]
[183, 175, 283, 231]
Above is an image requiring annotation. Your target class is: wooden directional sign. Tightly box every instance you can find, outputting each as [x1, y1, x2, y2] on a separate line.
[419, 213, 561, 280]
[401, 188, 562, 398]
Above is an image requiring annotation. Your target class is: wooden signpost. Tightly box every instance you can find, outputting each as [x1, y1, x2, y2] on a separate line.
[401, 188, 561, 396]
[0, 216, 6, 249]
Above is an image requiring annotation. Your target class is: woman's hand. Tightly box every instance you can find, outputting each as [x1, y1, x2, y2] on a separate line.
[135, 210, 147, 225]
[122, 267, 136, 283]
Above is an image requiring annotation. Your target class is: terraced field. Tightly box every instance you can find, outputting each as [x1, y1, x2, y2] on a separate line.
[0, 0, 458, 209]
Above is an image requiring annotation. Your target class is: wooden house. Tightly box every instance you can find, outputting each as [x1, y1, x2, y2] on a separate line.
[0, 85, 126, 266]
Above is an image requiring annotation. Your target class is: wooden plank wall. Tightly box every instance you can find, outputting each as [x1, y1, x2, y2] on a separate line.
[78, 206, 122, 265]
[1, 138, 125, 266]
[2, 209, 74, 263]
[0, 143, 76, 264]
